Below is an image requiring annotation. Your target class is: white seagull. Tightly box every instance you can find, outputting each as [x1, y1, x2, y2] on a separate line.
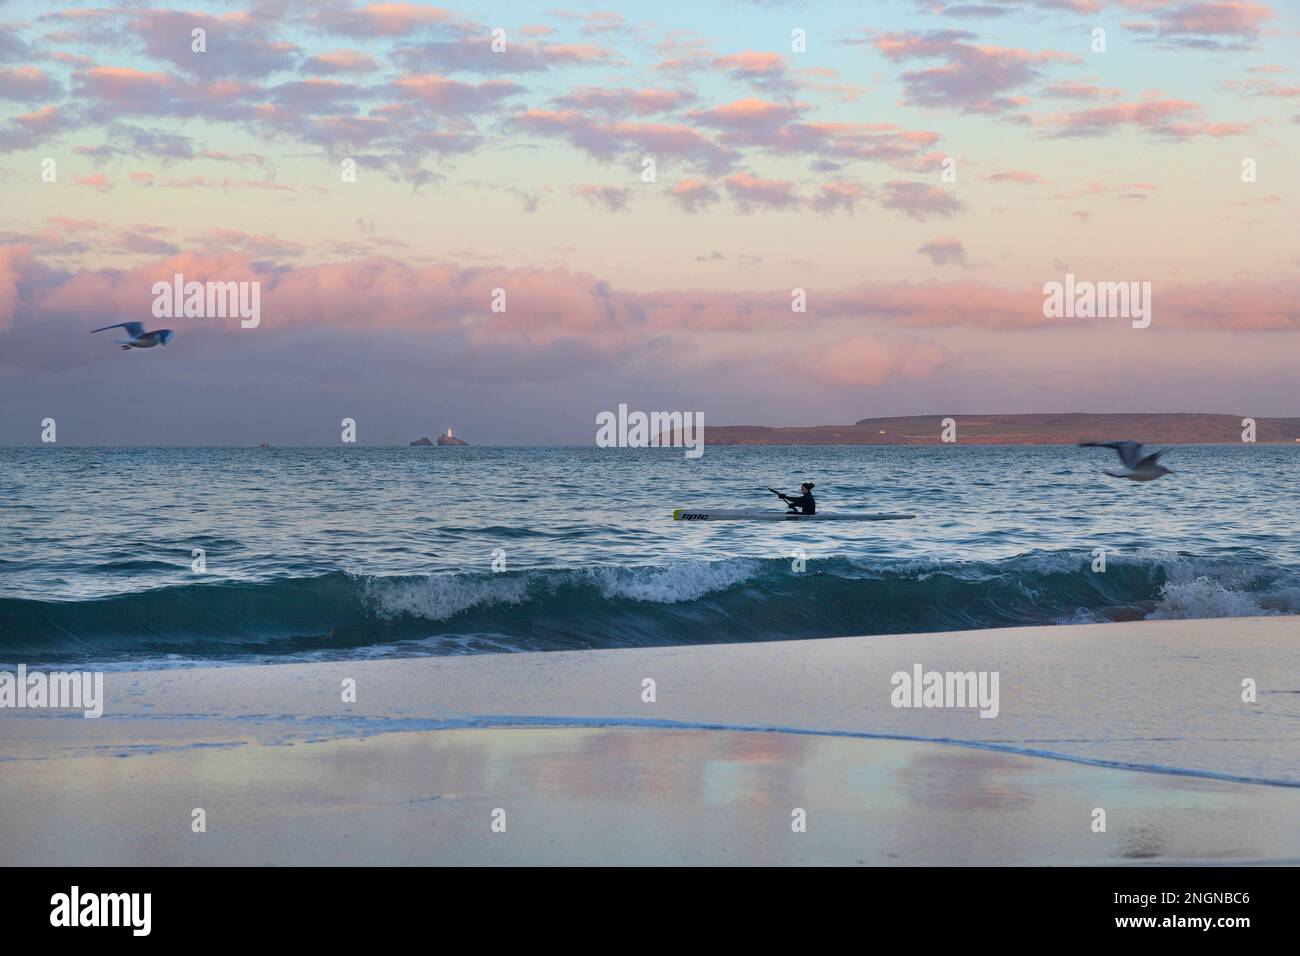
[90, 322, 174, 350]
[1079, 441, 1173, 481]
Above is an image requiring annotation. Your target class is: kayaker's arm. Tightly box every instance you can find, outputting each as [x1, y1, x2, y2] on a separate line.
[784, 492, 814, 514]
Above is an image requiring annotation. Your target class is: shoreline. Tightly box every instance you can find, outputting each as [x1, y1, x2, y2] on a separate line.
[2, 617, 1297, 864]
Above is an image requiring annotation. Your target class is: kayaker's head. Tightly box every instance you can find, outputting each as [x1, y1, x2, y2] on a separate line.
[801, 482, 814, 492]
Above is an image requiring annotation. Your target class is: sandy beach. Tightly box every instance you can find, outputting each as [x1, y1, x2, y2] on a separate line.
[3, 616, 1298, 865]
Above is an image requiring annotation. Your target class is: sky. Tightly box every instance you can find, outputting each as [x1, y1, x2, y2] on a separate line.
[0, 0, 1297, 445]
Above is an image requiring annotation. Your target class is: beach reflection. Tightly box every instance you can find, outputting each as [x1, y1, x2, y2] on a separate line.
[6, 727, 1300, 865]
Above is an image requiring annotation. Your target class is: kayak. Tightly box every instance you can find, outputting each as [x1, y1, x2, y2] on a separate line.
[673, 509, 915, 522]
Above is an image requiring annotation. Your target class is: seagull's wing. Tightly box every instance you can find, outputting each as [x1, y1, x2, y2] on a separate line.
[1079, 441, 1143, 468]
[1137, 449, 1167, 468]
[90, 322, 145, 337]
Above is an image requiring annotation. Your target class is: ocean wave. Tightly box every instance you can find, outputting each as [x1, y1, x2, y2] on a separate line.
[360, 572, 531, 622]
[1, 550, 1296, 665]
[1150, 576, 1283, 620]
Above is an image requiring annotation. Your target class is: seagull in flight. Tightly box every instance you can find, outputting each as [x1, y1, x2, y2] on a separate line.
[1079, 441, 1173, 481]
[90, 322, 174, 350]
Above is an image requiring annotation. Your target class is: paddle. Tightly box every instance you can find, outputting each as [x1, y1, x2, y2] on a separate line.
[768, 487, 796, 512]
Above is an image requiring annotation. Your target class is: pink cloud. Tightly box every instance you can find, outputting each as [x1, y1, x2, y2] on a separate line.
[688, 97, 801, 131]
[1042, 80, 1122, 100]
[8, 248, 1300, 362]
[120, 230, 180, 256]
[796, 335, 950, 387]
[713, 51, 785, 76]
[0, 66, 61, 102]
[811, 181, 871, 215]
[685, 111, 942, 170]
[869, 29, 1077, 113]
[315, 3, 459, 39]
[74, 173, 113, 192]
[574, 183, 631, 212]
[1221, 75, 1300, 98]
[193, 229, 305, 258]
[917, 237, 968, 266]
[0, 244, 32, 331]
[724, 172, 800, 213]
[710, 50, 796, 92]
[984, 169, 1045, 184]
[73, 67, 259, 121]
[551, 10, 631, 36]
[127, 9, 299, 79]
[0, 105, 76, 151]
[140, 175, 293, 192]
[1127, 2, 1276, 48]
[554, 87, 691, 115]
[880, 181, 964, 220]
[393, 74, 522, 112]
[394, 37, 614, 73]
[269, 78, 363, 114]
[1042, 96, 1252, 139]
[670, 179, 721, 213]
[302, 49, 380, 75]
[515, 109, 733, 172]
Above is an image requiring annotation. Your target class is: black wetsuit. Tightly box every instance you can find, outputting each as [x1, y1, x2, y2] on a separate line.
[783, 491, 815, 514]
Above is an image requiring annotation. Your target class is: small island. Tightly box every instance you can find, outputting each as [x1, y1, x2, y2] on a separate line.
[410, 427, 469, 446]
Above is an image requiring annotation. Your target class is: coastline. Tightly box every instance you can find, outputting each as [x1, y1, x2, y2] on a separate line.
[696, 413, 1300, 445]
[2, 616, 1297, 865]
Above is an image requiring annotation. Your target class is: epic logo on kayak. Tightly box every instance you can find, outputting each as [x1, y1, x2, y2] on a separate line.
[596, 404, 704, 459]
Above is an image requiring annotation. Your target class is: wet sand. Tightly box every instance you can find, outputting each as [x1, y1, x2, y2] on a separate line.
[2, 616, 1298, 864]
[3, 727, 1299, 865]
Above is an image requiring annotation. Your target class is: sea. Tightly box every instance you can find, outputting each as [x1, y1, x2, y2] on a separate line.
[2, 444, 1298, 669]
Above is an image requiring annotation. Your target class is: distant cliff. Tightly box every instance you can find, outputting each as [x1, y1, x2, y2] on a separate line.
[695, 413, 1300, 445]
[409, 437, 434, 446]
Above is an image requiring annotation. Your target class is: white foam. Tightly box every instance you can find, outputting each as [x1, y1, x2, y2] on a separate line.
[582, 559, 762, 604]
[361, 574, 530, 622]
[1148, 575, 1276, 621]
[357, 558, 764, 621]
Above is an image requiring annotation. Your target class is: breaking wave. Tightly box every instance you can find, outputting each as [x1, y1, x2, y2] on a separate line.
[2, 550, 1296, 666]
